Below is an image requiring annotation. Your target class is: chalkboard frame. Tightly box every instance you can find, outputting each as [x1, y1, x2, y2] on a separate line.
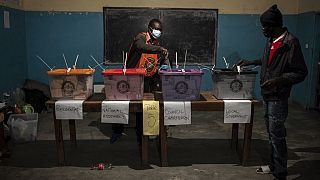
[103, 7, 218, 65]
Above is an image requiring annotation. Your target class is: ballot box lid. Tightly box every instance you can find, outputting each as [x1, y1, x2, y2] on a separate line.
[47, 69, 95, 75]
[102, 68, 146, 76]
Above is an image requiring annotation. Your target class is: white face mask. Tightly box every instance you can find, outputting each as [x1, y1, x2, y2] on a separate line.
[150, 28, 161, 39]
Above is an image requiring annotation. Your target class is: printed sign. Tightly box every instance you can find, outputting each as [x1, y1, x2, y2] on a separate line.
[143, 101, 159, 135]
[223, 100, 251, 123]
[101, 101, 129, 124]
[55, 100, 84, 119]
[164, 101, 191, 125]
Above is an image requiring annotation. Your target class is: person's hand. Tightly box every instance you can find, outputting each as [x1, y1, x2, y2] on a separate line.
[162, 57, 170, 66]
[260, 79, 280, 89]
[160, 47, 169, 59]
[237, 60, 252, 66]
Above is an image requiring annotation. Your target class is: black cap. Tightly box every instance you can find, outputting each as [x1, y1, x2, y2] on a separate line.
[260, 4, 283, 27]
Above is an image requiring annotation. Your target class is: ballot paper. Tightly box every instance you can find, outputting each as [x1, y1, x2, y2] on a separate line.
[101, 101, 129, 124]
[223, 100, 251, 123]
[143, 101, 159, 135]
[55, 100, 84, 119]
[164, 101, 191, 125]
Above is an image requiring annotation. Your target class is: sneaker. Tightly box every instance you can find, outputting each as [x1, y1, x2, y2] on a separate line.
[256, 165, 273, 174]
[110, 133, 122, 144]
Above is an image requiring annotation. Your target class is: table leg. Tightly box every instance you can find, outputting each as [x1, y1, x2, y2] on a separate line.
[53, 107, 65, 166]
[242, 103, 254, 166]
[69, 120, 77, 148]
[231, 123, 239, 150]
[141, 135, 148, 166]
[0, 122, 7, 150]
[159, 103, 168, 167]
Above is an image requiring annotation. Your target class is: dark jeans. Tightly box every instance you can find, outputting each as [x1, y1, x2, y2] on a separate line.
[112, 112, 142, 141]
[112, 74, 160, 140]
[263, 99, 288, 180]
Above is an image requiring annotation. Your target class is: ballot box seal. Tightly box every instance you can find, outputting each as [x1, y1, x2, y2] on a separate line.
[230, 79, 243, 93]
[117, 80, 130, 94]
[175, 81, 188, 94]
[62, 81, 75, 97]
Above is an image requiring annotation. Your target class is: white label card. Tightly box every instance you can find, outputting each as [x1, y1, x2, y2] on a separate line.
[164, 101, 191, 125]
[4, 11, 10, 29]
[101, 101, 129, 124]
[55, 100, 84, 120]
[223, 100, 251, 123]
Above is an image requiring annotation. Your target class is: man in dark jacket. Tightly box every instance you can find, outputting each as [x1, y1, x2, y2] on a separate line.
[238, 4, 308, 180]
[111, 19, 169, 144]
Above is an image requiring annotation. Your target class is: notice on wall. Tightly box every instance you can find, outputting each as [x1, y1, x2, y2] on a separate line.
[164, 101, 191, 125]
[4, 11, 10, 29]
[223, 100, 251, 123]
[101, 101, 129, 124]
[143, 101, 159, 135]
[55, 100, 84, 120]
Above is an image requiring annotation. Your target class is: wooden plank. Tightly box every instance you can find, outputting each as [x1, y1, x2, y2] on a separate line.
[53, 107, 65, 166]
[159, 102, 168, 166]
[69, 120, 77, 148]
[141, 135, 149, 166]
[241, 103, 254, 166]
[0, 121, 6, 150]
[231, 123, 239, 150]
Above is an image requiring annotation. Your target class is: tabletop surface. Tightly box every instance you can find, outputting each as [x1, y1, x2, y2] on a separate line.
[47, 92, 222, 104]
[46, 92, 258, 112]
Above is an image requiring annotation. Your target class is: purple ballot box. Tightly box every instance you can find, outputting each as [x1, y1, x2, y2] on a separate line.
[159, 69, 204, 101]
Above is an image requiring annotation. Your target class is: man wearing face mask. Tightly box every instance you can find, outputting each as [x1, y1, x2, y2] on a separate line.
[111, 19, 170, 144]
[237, 4, 307, 180]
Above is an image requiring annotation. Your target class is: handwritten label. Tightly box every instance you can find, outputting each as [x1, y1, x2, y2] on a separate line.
[223, 100, 251, 123]
[164, 101, 191, 125]
[143, 101, 159, 135]
[101, 101, 129, 124]
[55, 100, 84, 119]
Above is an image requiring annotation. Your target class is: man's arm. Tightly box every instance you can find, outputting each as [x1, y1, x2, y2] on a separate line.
[237, 59, 262, 66]
[274, 39, 308, 86]
[133, 34, 163, 54]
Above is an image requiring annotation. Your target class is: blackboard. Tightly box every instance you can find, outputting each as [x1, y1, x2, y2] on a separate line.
[103, 7, 218, 65]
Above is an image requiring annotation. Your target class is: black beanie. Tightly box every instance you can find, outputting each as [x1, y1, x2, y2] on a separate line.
[260, 4, 283, 27]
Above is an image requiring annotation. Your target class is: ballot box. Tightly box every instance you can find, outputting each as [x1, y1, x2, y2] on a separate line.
[8, 113, 38, 143]
[102, 68, 145, 100]
[212, 69, 258, 99]
[47, 69, 95, 100]
[159, 69, 204, 101]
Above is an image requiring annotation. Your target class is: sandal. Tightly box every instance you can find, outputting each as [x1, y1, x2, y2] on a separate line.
[256, 165, 272, 174]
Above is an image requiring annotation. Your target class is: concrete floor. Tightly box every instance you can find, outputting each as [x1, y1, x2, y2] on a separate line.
[0, 102, 319, 180]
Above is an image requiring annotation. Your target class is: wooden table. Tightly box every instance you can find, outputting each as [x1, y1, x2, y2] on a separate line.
[46, 92, 256, 166]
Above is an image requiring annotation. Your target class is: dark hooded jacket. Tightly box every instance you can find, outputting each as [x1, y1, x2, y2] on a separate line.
[260, 29, 308, 100]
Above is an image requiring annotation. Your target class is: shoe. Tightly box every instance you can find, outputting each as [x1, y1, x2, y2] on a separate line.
[110, 133, 122, 144]
[256, 165, 272, 174]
